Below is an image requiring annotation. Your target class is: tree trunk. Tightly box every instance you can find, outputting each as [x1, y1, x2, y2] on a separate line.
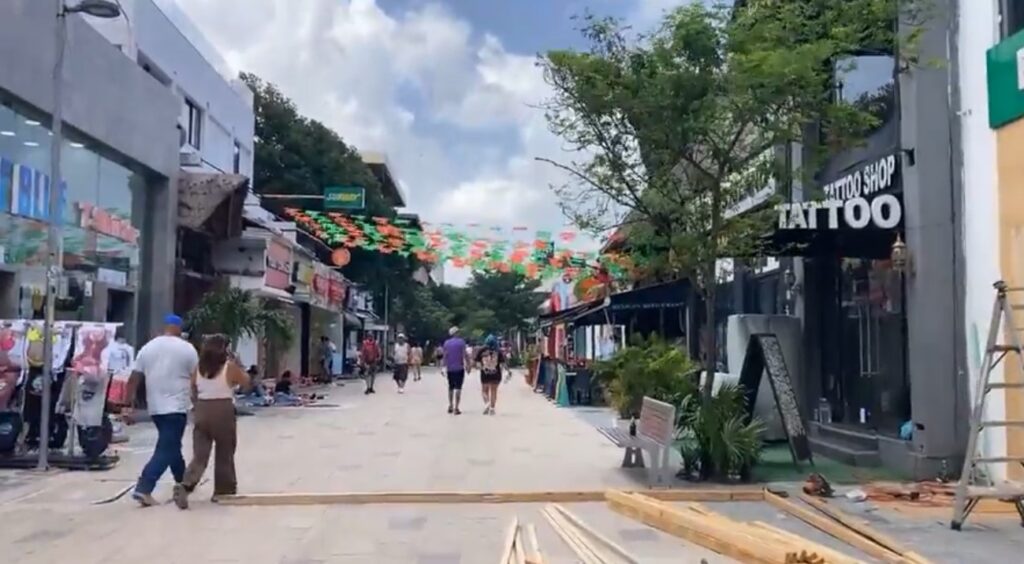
[702, 282, 718, 404]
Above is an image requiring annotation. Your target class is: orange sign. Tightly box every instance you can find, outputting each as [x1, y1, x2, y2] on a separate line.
[76, 202, 139, 244]
[331, 247, 351, 267]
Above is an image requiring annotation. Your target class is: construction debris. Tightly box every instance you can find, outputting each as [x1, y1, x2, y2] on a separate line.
[500, 517, 544, 564]
[606, 490, 860, 564]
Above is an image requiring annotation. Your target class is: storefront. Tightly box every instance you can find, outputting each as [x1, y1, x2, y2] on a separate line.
[307, 262, 346, 377]
[775, 153, 909, 435]
[0, 84, 175, 342]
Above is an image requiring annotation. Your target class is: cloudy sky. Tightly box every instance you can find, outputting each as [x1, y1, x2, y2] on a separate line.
[161, 0, 677, 283]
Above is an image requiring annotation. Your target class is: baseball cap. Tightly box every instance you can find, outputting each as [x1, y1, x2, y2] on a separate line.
[449, 326, 459, 336]
[164, 314, 183, 326]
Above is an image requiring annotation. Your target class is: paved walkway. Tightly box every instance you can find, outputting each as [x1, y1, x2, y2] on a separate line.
[0, 367, 727, 563]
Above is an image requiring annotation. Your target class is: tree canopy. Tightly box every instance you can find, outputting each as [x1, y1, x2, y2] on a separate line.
[540, 0, 925, 397]
[241, 73, 420, 306]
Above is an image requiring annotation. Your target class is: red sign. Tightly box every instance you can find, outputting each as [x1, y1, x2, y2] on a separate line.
[329, 279, 346, 305]
[264, 239, 292, 290]
[312, 275, 330, 298]
[76, 202, 139, 244]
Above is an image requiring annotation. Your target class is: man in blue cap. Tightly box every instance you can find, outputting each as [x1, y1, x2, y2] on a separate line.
[123, 314, 198, 506]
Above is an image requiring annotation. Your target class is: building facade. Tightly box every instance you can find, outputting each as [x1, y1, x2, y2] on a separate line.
[86, 0, 255, 177]
[960, 0, 1024, 481]
[0, 0, 180, 342]
[764, 0, 968, 478]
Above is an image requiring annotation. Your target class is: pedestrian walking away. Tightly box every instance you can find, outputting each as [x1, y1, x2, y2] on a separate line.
[442, 326, 469, 415]
[123, 314, 198, 507]
[476, 335, 507, 415]
[393, 334, 410, 393]
[410, 342, 423, 381]
[174, 335, 251, 509]
[360, 335, 380, 394]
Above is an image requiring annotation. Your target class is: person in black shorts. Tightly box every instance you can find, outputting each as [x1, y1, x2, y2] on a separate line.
[441, 327, 469, 414]
[476, 334, 506, 415]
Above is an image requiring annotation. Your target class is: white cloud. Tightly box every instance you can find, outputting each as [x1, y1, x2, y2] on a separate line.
[169, 0, 602, 285]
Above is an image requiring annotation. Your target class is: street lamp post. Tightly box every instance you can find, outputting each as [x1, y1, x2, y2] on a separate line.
[38, 0, 122, 471]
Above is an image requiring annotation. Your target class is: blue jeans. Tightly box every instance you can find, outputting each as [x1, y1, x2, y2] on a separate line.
[135, 412, 187, 495]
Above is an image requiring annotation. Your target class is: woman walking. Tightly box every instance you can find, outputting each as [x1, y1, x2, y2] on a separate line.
[173, 334, 250, 509]
[475, 335, 507, 415]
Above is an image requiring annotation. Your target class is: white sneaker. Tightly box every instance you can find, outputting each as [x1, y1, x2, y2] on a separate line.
[398, 388, 405, 394]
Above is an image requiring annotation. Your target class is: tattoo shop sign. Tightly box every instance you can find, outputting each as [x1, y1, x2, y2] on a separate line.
[776, 154, 901, 230]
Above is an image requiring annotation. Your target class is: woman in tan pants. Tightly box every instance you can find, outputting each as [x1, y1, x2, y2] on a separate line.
[173, 334, 250, 509]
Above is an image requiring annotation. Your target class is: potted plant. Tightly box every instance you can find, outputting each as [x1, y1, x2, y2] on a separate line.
[677, 383, 765, 482]
[593, 335, 698, 419]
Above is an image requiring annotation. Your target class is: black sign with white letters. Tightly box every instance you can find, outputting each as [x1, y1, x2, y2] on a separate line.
[776, 154, 902, 231]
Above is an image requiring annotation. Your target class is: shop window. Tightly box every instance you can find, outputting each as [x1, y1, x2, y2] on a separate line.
[186, 99, 202, 149]
[833, 54, 897, 132]
[1005, 0, 1024, 37]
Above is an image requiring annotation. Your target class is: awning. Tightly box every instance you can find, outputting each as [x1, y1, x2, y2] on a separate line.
[343, 311, 363, 326]
[537, 300, 599, 328]
[178, 172, 249, 234]
[571, 279, 690, 326]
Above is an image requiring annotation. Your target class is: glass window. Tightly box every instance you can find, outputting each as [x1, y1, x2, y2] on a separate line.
[834, 55, 897, 130]
[186, 99, 202, 149]
[233, 141, 241, 174]
[1005, 0, 1024, 37]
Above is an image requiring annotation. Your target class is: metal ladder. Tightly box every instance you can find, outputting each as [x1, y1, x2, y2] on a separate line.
[951, 281, 1024, 530]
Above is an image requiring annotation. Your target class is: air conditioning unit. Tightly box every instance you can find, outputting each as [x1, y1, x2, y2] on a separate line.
[179, 147, 202, 167]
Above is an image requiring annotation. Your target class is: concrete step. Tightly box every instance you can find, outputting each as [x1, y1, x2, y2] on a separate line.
[810, 422, 880, 452]
[808, 431, 881, 467]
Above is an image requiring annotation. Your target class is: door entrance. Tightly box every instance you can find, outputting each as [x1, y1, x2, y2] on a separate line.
[825, 258, 909, 433]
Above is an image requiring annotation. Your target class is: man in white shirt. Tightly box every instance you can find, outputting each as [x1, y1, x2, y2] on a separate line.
[393, 334, 410, 394]
[123, 314, 198, 507]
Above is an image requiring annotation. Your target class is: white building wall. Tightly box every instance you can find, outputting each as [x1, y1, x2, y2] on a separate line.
[87, 0, 255, 178]
[959, 0, 1005, 478]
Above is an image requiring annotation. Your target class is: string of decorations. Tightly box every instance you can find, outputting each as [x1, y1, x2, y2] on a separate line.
[283, 208, 640, 279]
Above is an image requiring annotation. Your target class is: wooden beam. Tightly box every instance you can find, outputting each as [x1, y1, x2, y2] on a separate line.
[513, 525, 527, 564]
[606, 491, 789, 564]
[550, 504, 640, 564]
[216, 487, 765, 507]
[524, 523, 543, 564]
[797, 494, 932, 564]
[747, 521, 861, 564]
[500, 518, 519, 564]
[764, 490, 915, 564]
[543, 506, 605, 564]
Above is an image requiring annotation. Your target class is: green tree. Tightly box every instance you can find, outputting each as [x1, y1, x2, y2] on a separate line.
[241, 73, 421, 305]
[184, 286, 295, 350]
[539, 1, 924, 401]
[392, 285, 452, 346]
[464, 272, 544, 334]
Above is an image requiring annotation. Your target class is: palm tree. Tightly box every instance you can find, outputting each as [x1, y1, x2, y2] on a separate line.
[184, 286, 294, 350]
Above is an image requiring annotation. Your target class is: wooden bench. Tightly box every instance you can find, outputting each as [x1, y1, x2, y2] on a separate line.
[597, 396, 677, 486]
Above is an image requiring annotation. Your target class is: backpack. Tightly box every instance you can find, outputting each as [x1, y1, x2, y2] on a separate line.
[480, 349, 500, 375]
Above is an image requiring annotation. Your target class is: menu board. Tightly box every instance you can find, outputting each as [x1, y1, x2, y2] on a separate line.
[738, 333, 812, 465]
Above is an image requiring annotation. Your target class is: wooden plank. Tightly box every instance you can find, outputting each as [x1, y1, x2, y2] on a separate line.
[500, 518, 519, 564]
[216, 487, 765, 506]
[551, 504, 640, 564]
[748, 521, 862, 564]
[543, 506, 604, 564]
[797, 494, 932, 564]
[524, 523, 543, 564]
[606, 491, 788, 564]
[764, 491, 915, 564]
[513, 525, 526, 564]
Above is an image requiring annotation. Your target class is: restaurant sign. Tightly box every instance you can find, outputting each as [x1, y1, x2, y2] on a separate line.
[77, 202, 139, 244]
[264, 239, 293, 290]
[776, 154, 901, 230]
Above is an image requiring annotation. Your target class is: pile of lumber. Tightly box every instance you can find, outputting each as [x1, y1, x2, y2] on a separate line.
[542, 504, 639, 564]
[606, 490, 860, 564]
[500, 517, 543, 564]
[765, 490, 932, 564]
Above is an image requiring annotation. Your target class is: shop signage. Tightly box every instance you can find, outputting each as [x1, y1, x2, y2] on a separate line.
[96, 267, 128, 287]
[987, 29, 1024, 128]
[776, 154, 902, 231]
[76, 202, 139, 244]
[329, 279, 346, 305]
[1, 157, 67, 222]
[293, 260, 315, 287]
[323, 186, 365, 210]
[264, 239, 292, 290]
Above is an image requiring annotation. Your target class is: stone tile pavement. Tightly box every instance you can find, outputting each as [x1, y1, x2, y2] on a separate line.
[0, 368, 725, 563]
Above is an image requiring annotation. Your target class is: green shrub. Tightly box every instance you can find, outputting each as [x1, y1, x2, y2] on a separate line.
[677, 382, 765, 481]
[593, 334, 698, 419]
